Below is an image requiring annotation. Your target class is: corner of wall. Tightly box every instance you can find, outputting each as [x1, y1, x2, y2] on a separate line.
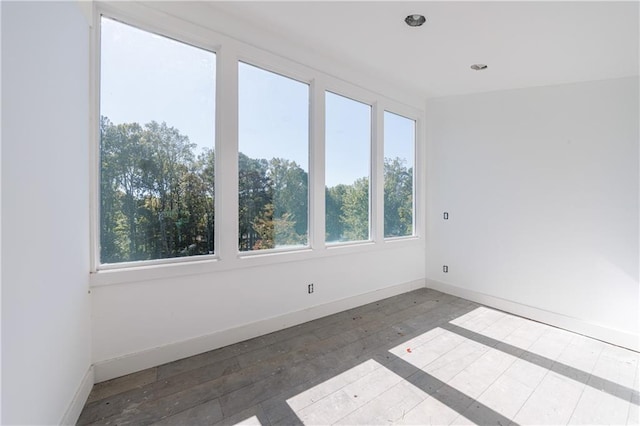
[60, 367, 94, 426]
[426, 278, 640, 352]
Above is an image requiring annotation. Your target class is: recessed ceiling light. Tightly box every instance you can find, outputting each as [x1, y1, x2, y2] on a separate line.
[470, 64, 488, 71]
[405, 14, 426, 27]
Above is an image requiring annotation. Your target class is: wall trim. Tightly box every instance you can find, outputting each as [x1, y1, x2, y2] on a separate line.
[426, 279, 639, 352]
[60, 366, 94, 425]
[93, 279, 426, 382]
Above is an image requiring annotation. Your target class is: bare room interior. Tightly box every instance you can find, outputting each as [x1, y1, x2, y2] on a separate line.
[1, 1, 638, 425]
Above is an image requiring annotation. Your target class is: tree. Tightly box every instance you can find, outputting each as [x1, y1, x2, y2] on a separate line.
[100, 116, 414, 261]
[137, 121, 197, 258]
[251, 203, 275, 250]
[268, 158, 308, 246]
[100, 118, 146, 261]
[198, 148, 216, 254]
[325, 184, 347, 242]
[100, 116, 213, 262]
[100, 116, 128, 262]
[341, 177, 370, 241]
[384, 157, 413, 237]
[238, 152, 272, 250]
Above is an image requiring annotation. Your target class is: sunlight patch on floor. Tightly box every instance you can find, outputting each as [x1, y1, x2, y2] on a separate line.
[390, 327, 474, 370]
[228, 415, 262, 425]
[286, 359, 381, 413]
[287, 359, 424, 424]
[448, 306, 500, 327]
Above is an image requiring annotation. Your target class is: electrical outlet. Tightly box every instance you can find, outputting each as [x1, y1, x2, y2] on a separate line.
[443, 265, 448, 273]
[308, 283, 314, 294]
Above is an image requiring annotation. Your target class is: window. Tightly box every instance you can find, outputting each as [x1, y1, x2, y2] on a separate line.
[325, 92, 371, 243]
[95, 11, 422, 275]
[238, 62, 310, 251]
[383, 111, 415, 238]
[99, 17, 216, 264]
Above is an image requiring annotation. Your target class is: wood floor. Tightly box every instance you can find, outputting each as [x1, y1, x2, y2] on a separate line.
[78, 288, 639, 425]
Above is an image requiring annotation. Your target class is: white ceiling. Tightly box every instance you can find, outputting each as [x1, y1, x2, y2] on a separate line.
[209, 1, 639, 98]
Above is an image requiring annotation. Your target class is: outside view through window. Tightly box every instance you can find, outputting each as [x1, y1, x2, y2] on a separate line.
[384, 111, 415, 237]
[238, 62, 309, 251]
[325, 92, 371, 243]
[100, 17, 216, 263]
[100, 18, 416, 266]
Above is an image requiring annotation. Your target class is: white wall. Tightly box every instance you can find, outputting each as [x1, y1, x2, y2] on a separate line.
[1, 2, 92, 424]
[92, 246, 425, 381]
[426, 77, 639, 349]
[90, 2, 427, 382]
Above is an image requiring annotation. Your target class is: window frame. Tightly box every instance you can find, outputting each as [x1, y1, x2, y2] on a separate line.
[92, 9, 222, 272]
[323, 89, 374, 246]
[236, 59, 313, 256]
[382, 109, 418, 240]
[89, 2, 425, 285]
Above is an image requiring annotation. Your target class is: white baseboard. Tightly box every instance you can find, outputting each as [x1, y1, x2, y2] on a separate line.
[94, 279, 426, 382]
[426, 278, 639, 352]
[60, 366, 94, 425]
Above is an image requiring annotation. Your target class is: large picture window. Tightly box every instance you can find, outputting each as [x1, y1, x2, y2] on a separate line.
[325, 92, 371, 243]
[99, 17, 216, 264]
[383, 111, 415, 238]
[238, 62, 310, 251]
[95, 12, 421, 273]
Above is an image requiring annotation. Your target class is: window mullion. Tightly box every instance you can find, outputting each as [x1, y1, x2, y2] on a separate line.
[372, 101, 384, 244]
[414, 117, 423, 238]
[217, 46, 239, 261]
[310, 77, 326, 250]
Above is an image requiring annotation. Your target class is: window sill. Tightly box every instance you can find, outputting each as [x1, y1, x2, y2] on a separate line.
[90, 257, 222, 287]
[89, 236, 422, 287]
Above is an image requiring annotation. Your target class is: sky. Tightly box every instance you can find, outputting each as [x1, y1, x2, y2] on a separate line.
[101, 17, 414, 188]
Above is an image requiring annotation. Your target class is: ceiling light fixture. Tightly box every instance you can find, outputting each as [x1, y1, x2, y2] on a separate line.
[470, 64, 488, 71]
[405, 14, 426, 27]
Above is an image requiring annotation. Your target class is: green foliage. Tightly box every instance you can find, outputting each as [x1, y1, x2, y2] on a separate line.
[251, 203, 275, 250]
[325, 184, 347, 242]
[100, 116, 414, 263]
[268, 158, 308, 243]
[384, 157, 413, 237]
[100, 117, 213, 263]
[324, 157, 413, 242]
[238, 156, 309, 250]
[238, 153, 272, 251]
[340, 177, 370, 241]
[274, 213, 306, 247]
